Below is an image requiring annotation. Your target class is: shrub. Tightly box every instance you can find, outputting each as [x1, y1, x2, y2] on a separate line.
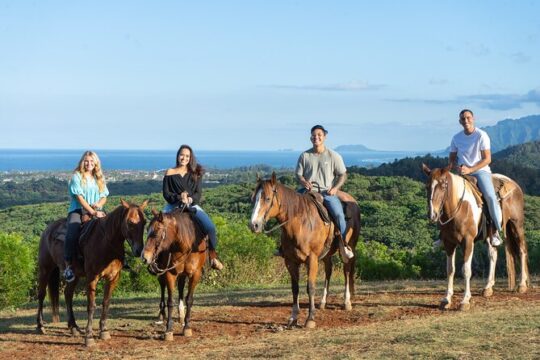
[0, 233, 34, 309]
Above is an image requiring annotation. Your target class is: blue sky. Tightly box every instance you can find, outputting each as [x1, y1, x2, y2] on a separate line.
[1, 1, 539, 151]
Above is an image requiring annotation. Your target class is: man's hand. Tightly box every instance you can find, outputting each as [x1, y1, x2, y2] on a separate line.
[301, 179, 312, 191]
[327, 187, 338, 196]
[458, 165, 472, 175]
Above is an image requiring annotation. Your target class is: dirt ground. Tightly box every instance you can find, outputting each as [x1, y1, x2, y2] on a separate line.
[1, 281, 539, 359]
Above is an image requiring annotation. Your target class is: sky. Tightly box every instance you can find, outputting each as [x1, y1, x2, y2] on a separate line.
[1, 0, 539, 151]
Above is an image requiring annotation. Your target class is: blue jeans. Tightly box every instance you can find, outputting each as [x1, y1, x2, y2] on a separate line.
[163, 203, 218, 250]
[298, 188, 347, 236]
[471, 170, 502, 231]
[64, 210, 82, 262]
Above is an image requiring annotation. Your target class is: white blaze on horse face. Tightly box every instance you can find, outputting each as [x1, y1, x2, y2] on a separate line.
[250, 189, 263, 225]
[430, 180, 439, 220]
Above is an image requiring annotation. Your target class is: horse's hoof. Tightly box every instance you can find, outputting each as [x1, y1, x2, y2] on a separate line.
[183, 328, 192, 337]
[163, 332, 174, 341]
[344, 303, 353, 311]
[319, 303, 326, 310]
[70, 327, 81, 336]
[37, 327, 46, 335]
[287, 319, 298, 329]
[154, 320, 164, 325]
[482, 288, 493, 297]
[439, 301, 451, 310]
[305, 320, 316, 329]
[85, 337, 96, 347]
[517, 285, 527, 294]
[99, 331, 111, 340]
[459, 303, 471, 311]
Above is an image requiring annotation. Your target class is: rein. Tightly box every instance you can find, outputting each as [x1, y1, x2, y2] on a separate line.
[438, 176, 467, 226]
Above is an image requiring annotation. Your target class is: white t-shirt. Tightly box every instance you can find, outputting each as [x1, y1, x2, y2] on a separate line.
[450, 128, 491, 173]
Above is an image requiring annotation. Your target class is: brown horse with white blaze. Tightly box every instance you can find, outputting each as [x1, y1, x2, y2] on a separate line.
[36, 199, 148, 346]
[422, 164, 529, 311]
[250, 173, 361, 328]
[141, 209, 207, 340]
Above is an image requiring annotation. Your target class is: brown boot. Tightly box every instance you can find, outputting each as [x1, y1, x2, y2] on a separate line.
[209, 250, 224, 271]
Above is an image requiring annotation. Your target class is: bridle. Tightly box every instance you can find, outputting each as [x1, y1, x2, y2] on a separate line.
[431, 175, 467, 226]
[257, 184, 288, 234]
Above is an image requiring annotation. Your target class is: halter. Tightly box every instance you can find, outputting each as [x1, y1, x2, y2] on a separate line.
[435, 175, 467, 226]
[259, 185, 289, 234]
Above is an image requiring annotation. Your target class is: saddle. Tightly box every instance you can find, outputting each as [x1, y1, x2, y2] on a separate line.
[462, 174, 518, 239]
[53, 216, 101, 263]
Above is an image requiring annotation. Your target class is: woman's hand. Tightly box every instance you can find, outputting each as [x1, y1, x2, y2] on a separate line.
[95, 210, 106, 218]
[180, 191, 189, 204]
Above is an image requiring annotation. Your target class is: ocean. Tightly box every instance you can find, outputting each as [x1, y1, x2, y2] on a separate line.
[0, 149, 422, 171]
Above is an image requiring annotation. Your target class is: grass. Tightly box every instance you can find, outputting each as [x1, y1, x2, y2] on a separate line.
[0, 278, 538, 359]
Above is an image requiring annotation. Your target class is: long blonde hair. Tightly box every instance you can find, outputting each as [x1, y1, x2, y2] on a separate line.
[74, 151, 106, 192]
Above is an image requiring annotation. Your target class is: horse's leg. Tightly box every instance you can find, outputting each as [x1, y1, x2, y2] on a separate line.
[182, 271, 201, 337]
[65, 277, 81, 335]
[440, 245, 456, 310]
[343, 251, 355, 311]
[460, 240, 474, 311]
[177, 274, 187, 326]
[482, 240, 498, 297]
[99, 272, 120, 341]
[36, 265, 51, 334]
[285, 259, 300, 328]
[163, 273, 176, 341]
[305, 255, 318, 329]
[156, 275, 166, 324]
[511, 221, 529, 293]
[319, 256, 332, 310]
[84, 277, 99, 346]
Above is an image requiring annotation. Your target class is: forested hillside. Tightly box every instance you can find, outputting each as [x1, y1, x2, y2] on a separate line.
[1, 173, 539, 308]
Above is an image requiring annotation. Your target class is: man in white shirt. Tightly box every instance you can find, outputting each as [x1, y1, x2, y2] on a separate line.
[448, 109, 503, 246]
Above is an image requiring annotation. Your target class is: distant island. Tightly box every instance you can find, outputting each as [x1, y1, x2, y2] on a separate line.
[335, 144, 375, 152]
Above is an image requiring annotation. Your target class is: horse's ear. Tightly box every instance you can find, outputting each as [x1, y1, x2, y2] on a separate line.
[121, 198, 130, 209]
[158, 211, 164, 222]
[151, 208, 159, 218]
[422, 163, 431, 176]
[271, 171, 277, 185]
[444, 164, 452, 172]
[140, 199, 149, 210]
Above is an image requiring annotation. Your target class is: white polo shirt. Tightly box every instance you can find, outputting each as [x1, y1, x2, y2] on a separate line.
[450, 128, 491, 173]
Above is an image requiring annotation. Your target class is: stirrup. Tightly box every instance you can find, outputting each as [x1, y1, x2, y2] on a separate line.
[210, 258, 224, 271]
[64, 266, 75, 283]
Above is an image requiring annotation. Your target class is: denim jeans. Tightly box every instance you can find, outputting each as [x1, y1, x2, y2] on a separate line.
[163, 203, 218, 250]
[64, 210, 82, 262]
[322, 193, 347, 236]
[471, 170, 502, 231]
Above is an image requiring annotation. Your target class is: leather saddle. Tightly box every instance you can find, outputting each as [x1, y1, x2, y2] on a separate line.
[303, 191, 355, 228]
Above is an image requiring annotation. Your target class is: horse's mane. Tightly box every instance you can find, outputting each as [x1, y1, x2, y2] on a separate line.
[102, 205, 127, 241]
[168, 211, 198, 252]
[273, 182, 316, 222]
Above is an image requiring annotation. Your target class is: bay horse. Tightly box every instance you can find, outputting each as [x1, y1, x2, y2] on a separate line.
[36, 199, 148, 346]
[141, 209, 207, 340]
[422, 164, 529, 311]
[250, 172, 361, 328]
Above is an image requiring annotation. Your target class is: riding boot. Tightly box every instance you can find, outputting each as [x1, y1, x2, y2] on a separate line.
[209, 249, 224, 271]
[337, 233, 354, 260]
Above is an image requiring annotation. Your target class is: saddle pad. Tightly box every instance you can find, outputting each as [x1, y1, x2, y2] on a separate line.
[304, 192, 332, 224]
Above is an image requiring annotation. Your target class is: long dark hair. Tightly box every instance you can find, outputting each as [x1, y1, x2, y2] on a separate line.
[176, 144, 204, 180]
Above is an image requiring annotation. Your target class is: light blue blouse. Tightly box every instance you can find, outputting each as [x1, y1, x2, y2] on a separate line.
[68, 172, 109, 213]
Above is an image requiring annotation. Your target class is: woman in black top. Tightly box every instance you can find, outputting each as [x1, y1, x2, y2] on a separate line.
[162, 145, 223, 270]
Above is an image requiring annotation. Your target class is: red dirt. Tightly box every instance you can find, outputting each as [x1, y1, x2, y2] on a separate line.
[1, 288, 539, 359]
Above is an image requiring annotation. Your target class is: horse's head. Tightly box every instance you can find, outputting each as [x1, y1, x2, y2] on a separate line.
[422, 163, 452, 223]
[250, 172, 281, 233]
[120, 199, 148, 257]
[141, 209, 177, 266]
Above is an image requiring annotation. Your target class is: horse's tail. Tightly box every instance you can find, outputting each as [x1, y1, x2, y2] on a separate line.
[504, 218, 530, 290]
[504, 242, 516, 291]
[48, 267, 60, 322]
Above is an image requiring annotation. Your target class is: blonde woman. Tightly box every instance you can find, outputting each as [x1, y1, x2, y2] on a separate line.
[64, 151, 109, 282]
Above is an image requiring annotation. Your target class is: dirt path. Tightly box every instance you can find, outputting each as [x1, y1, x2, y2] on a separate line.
[1, 283, 538, 359]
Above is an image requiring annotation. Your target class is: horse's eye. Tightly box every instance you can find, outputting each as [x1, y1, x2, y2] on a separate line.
[266, 197, 271, 202]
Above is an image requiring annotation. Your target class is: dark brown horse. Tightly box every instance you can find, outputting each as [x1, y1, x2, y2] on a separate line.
[422, 165, 529, 310]
[250, 173, 361, 328]
[141, 209, 207, 340]
[36, 199, 148, 346]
